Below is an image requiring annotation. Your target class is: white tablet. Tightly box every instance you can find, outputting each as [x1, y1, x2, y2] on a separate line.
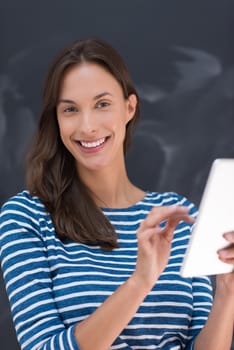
[180, 158, 234, 277]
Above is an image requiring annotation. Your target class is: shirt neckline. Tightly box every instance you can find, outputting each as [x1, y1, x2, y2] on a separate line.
[101, 191, 152, 212]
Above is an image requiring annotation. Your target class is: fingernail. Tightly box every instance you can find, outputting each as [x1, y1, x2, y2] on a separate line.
[223, 232, 234, 240]
[218, 249, 227, 258]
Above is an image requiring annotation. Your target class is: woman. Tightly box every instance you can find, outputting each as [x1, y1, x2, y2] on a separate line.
[0, 38, 233, 350]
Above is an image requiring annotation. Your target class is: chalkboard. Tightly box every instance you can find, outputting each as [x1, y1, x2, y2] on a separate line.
[0, 1, 233, 348]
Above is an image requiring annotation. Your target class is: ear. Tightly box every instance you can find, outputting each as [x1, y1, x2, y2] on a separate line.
[125, 94, 137, 123]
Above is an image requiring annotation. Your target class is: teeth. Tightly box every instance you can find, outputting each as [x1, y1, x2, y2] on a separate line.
[80, 138, 106, 148]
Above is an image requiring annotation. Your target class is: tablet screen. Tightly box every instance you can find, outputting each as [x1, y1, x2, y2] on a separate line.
[180, 159, 234, 277]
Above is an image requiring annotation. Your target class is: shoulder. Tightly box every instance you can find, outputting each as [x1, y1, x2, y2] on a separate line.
[0, 191, 52, 250]
[147, 191, 196, 207]
[0, 190, 47, 226]
[1, 190, 46, 213]
[144, 191, 198, 218]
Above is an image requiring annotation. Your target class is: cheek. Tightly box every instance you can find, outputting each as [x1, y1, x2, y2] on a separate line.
[111, 107, 129, 128]
[111, 121, 128, 146]
[116, 112, 129, 134]
[57, 118, 74, 139]
[57, 121, 75, 154]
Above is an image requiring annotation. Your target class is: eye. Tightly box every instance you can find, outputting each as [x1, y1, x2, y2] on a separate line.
[63, 106, 78, 113]
[95, 100, 110, 109]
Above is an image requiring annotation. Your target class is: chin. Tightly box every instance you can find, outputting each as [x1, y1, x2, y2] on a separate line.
[77, 160, 110, 173]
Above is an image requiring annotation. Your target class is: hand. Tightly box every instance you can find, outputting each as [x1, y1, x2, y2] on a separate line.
[216, 231, 234, 298]
[132, 205, 194, 291]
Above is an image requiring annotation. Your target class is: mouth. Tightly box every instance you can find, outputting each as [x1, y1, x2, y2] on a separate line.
[76, 136, 110, 152]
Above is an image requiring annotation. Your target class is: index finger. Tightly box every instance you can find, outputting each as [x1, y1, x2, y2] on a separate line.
[140, 205, 191, 230]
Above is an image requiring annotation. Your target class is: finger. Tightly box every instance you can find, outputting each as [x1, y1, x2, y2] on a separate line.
[160, 218, 185, 242]
[141, 205, 191, 230]
[218, 244, 234, 260]
[162, 217, 183, 233]
[160, 212, 195, 244]
[137, 226, 162, 242]
[165, 214, 195, 228]
[218, 256, 234, 265]
[223, 231, 234, 243]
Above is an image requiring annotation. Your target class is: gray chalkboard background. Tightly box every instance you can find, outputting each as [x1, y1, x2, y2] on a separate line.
[0, 1, 233, 349]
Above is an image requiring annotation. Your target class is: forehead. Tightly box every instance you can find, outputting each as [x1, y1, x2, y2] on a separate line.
[59, 63, 122, 98]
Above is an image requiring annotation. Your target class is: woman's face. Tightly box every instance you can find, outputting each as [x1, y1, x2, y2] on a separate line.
[56, 63, 137, 174]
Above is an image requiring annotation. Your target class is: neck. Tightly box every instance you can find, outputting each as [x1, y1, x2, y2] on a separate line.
[77, 163, 145, 209]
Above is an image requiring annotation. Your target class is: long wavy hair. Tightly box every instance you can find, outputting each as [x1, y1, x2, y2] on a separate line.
[26, 38, 140, 250]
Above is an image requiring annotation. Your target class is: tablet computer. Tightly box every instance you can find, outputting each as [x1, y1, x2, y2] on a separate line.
[180, 158, 234, 277]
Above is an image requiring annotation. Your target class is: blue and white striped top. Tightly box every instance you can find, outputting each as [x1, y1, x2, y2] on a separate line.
[0, 190, 213, 350]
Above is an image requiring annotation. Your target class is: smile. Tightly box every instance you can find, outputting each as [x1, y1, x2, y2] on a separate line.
[78, 137, 108, 149]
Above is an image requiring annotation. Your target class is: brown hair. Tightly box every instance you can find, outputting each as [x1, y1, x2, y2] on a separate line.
[26, 38, 140, 250]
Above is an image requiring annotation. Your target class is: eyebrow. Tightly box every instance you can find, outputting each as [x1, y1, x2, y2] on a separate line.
[93, 92, 113, 100]
[57, 92, 113, 105]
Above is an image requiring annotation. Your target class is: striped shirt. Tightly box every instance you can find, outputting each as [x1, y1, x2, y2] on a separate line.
[0, 190, 213, 350]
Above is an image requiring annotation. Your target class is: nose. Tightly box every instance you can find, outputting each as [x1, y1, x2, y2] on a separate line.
[78, 111, 98, 135]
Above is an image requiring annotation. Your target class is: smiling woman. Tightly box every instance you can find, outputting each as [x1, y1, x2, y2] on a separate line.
[25, 40, 141, 249]
[0, 38, 234, 350]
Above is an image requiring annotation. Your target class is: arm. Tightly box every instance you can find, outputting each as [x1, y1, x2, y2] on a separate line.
[74, 205, 194, 350]
[74, 274, 149, 350]
[0, 196, 193, 350]
[0, 196, 80, 350]
[194, 232, 234, 350]
[194, 287, 234, 350]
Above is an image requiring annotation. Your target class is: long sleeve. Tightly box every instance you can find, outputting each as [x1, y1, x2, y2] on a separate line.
[176, 194, 213, 349]
[0, 190, 214, 350]
[0, 196, 80, 350]
[184, 277, 213, 350]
